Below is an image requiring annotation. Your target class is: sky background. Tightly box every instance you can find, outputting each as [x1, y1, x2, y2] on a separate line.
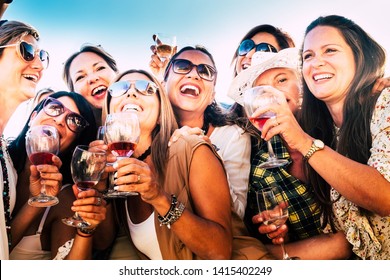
[4, 0, 390, 103]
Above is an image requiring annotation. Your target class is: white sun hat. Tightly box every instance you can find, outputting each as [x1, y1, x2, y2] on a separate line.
[227, 47, 301, 106]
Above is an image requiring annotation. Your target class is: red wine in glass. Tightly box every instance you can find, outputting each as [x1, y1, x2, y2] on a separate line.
[62, 145, 107, 229]
[26, 125, 60, 207]
[249, 116, 271, 131]
[76, 180, 99, 191]
[29, 152, 55, 165]
[108, 141, 137, 158]
[104, 112, 140, 197]
[244, 86, 288, 169]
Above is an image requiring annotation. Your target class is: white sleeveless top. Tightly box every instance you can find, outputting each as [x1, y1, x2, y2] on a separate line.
[9, 207, 51, 260]
[125, 200, 162, 260]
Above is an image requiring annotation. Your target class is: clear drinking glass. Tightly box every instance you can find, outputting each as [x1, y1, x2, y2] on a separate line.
[244, 86, 288, 169]
[62, 145, 107, 228]
[104, 112, 140, 197]
[256, 185, 299, 260]
[26, 125, 60, 207]
[153, 33, 177, 62]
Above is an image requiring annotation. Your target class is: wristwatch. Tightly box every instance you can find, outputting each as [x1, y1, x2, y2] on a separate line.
[304, 139, 324, 161]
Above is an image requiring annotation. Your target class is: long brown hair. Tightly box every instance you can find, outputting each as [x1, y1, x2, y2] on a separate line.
[298, 15, 385, 230]
[102, 69, 178, 184]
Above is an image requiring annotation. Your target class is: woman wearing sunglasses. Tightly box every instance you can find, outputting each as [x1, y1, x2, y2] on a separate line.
[63, 44, 118, 126]
[96, 69, 272, 260]
[162, 46, 251, 221]
[0, 19, 49, 260]
[7, 91, 112, 259]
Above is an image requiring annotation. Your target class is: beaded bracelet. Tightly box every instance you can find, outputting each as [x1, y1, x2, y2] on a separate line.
[158, 195, 185, 229]
[77, 227, 96, 237]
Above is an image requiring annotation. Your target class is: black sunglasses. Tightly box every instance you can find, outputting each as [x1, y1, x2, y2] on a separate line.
[0, 40, 49, 68]
[108, 80, 158, 98]
[42, 97, 89, 133]
[169, 59, 217, 81]
[238, 39, 277, 56]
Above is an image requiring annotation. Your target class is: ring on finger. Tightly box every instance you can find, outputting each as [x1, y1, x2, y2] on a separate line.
[96, 197, 102, 206]
[266, 234, 272, 239]
[271, 115, 279, 126]
[137, 174, 141, 184]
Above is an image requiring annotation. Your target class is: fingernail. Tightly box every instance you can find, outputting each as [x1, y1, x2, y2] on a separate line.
[113, 162, 118, 169]
[114, 172, 118, 179]
[168, 141, 171, 147]
[114, 186, 119, 191]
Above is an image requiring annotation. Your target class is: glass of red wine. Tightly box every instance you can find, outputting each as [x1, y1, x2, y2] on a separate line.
[26, 125, 60, 207]
[243, 86, 288, 169]
[104, 112, 140, 197]
[62, 145, 107, 228]
[256, 185, 299, 260]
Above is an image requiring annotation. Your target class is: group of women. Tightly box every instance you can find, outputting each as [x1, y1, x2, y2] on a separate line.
[1, 9, 389, 260]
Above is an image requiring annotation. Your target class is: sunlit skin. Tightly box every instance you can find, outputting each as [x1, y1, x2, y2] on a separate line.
[11, 96, 108, 259]
[302, 26, 356, 127]
[236, 32, 281, 74]
[29, 97, 80, 152]
[250, 68, 302, 244]
[69, 52, 117, 109]
[164, 50, 215, 129]
[253, 68, 301, 114]
[0, 34, 45, 131]
[109, 72, 160, 148]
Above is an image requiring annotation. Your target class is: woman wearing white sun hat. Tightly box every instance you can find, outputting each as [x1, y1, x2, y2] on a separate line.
[227, 47, 351, 259]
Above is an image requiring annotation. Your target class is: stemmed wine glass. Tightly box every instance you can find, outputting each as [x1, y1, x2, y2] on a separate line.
[256, 185, 299, 260]
[153, 33, 177, 63]
[62, 145, 107, 228]
[104, 111, 140, 197]
[26, 125, 60, 207]
[244, 86, 288, 169]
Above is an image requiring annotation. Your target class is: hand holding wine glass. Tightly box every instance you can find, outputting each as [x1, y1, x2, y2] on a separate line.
[244, 86, 288, 169]
[104, 111, 140, 197]
[62, 145, 107, 228]
[256, 185, 299, 260]
[150, 33, 177, 80]
[26, 125, 60, 207]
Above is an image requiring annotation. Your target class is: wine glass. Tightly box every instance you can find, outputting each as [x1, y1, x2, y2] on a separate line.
[153, 33, 177, 63]
[26, 125, 60, 207]
[243, 86, 288, 169]
[256, 185, 299, 260]
[104, 112, 140, 197]
[62, 145, 107, 228]
[96, 125, 105, 141]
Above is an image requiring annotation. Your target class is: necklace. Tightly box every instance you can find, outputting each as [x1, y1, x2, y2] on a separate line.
[0, 136, 11, 248]
[137, 146, 151, 161]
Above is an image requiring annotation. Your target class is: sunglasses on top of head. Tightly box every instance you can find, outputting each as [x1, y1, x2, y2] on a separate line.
[108, 80, 159, 98]
[168, 59, 217, 81]
[0, 39, 49, 68]
[238, 39, 277, 56]
[42, 97, 89, 133]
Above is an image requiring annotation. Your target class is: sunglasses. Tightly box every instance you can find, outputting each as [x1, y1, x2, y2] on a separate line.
[238, 39, 277, 56]
[108, 80, 158, 98]
[42, 97, 89, 133]
[169, 59, 217, 81]
[0, 40, 49, 68]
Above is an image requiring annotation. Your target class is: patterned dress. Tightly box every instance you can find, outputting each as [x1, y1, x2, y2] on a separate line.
[328, 89, 390, 259]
